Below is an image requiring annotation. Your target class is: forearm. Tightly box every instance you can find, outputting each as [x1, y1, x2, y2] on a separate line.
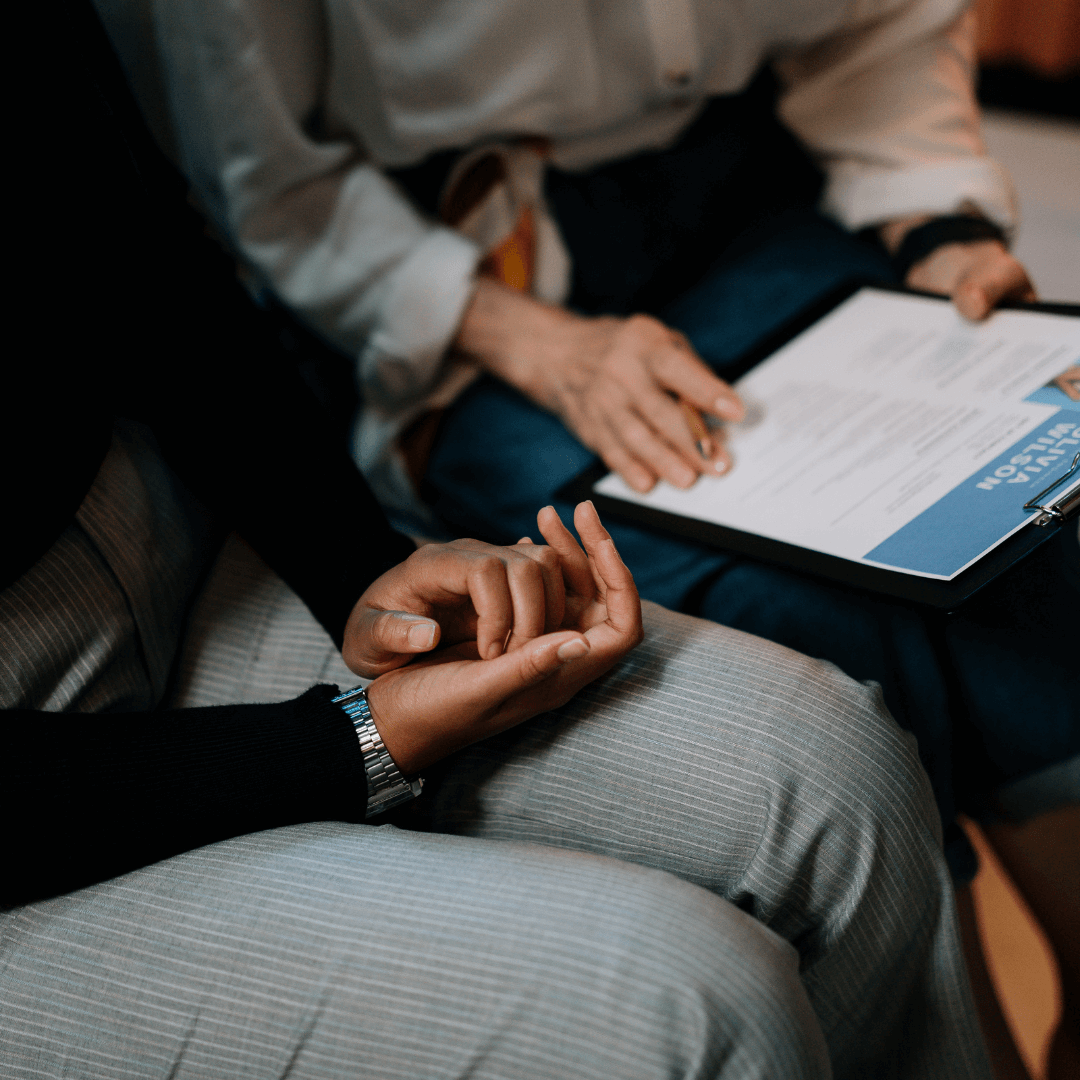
[2, 687, 366, 905]
[454, 278, 591, 406]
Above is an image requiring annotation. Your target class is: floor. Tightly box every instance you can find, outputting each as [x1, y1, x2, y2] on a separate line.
[963, 107, 1077, 1080]
[964, 819, 1062, 1079]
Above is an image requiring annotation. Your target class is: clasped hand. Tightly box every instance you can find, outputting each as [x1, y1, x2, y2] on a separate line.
[342, 502, 643, 775]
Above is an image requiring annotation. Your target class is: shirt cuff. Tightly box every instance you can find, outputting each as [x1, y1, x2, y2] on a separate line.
[822, 157, 1019, 234]
[358, 226, 481, 410]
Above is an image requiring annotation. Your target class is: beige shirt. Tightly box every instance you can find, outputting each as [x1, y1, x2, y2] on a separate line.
[97, 0, 1016, 500]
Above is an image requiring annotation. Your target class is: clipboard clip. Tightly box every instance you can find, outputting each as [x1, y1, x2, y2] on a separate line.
[1023, 452, 1080, 526]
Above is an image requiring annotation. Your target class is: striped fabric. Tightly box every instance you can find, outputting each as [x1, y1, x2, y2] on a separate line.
[0, 422, 214, 714]
[1, 440, 992, 1078]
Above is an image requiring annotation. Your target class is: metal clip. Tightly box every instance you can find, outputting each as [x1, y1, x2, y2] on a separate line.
[1023, 451, 1080, 526]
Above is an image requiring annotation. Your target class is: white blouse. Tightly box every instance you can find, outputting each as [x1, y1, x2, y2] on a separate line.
[96, 0, 1017, 494]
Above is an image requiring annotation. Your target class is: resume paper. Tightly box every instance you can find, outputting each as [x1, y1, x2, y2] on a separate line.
[594, 289, 1080, 580]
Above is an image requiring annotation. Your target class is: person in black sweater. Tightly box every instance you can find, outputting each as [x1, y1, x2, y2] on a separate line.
[3, 0, 646, 907]
[0, 6, 995, 1078]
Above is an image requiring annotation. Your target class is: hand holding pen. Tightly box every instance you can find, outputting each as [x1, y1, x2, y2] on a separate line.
[678, 397, 732, 476]
[455, 280, 744, 493]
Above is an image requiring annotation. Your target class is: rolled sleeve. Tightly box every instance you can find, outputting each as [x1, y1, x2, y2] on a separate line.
[356, 227, 481, 410]
[775, 0, 1018, 231]
[823, 157, 1017, 231]
[146, 0, 481, 406]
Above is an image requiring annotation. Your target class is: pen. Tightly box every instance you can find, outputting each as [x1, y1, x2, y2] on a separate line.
[679, 398, 714, 460]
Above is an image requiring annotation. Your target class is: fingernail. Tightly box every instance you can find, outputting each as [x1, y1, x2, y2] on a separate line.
[714, 396, 744, 420]
[407, 621, 436, 648]
[556, 638, 589, 661]
[713, 458, 729, 474]
[673, 466, 696, 488]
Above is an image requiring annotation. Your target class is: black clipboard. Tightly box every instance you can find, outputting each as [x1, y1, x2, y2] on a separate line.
[560, 283, 1080, 610]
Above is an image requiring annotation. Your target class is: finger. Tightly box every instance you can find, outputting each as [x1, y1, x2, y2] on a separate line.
[366, 609, 441, 654]
[953, 258, 1029, 319]
[510, 542, 567, 635]
[635, 389, 730, 478]
[465, 556, 515, 659]
[343, 607, 442, 676]
[536, 504, 594, 598]
[574, 501, 643, 640]
[517, 536, 534, 544]
[503, 552, 554, 649]
[606, 409, 701, 490]
[458, 629, 591, 704]
[649, 332, 744, 421]
[592, 422, 659, 493]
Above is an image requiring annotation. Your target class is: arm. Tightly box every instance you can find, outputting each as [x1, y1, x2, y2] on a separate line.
[775, 0, 1014, 235]
[4, 504, 640, 905]
[6, 5, 640, 906]
[2, 689, 366, 906]
[136, 0, 480, 410]
[123, 1, 745, 495]
[773, 0, 1033, 316]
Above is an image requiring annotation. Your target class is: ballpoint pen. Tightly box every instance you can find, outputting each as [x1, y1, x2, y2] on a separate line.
[678, 397, 714, 460]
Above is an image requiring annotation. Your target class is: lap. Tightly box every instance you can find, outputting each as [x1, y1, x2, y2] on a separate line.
[1, 821, 821, 1080]
[1, 541, 989, 1080]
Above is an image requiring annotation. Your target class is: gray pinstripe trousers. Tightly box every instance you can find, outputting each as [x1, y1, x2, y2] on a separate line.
[1, 530, 992, 1079]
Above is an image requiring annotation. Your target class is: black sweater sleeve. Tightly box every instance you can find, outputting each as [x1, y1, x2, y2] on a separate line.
[2, 687, 368, 907]
[1, 3, 420, 906]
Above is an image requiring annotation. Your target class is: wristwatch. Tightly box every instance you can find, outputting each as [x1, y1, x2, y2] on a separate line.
[891, 214, 1006, 280]
[333, 685, 423, 819]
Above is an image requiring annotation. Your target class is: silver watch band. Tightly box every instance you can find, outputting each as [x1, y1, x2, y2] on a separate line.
[333, 686, 423, 819]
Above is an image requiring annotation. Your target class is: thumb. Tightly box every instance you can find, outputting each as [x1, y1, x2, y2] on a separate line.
[466, 630, 590, 703]
[364, 608, 441, 657]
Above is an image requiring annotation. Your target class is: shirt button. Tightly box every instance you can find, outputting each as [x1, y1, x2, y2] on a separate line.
[665, 68, 692, 87]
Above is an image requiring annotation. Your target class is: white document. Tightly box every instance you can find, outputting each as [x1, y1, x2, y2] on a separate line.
[594, 288, 1080, 580]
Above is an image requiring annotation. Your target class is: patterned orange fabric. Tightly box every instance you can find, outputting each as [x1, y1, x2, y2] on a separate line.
[479, 204, 535, 291]
[402, 147, 540, 486]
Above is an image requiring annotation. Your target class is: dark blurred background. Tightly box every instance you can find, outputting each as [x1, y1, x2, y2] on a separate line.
[974, 0, 1079, 117]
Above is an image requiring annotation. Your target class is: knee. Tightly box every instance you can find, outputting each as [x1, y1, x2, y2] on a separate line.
[574, 868, 831, 1080]
[644, 604, 935, 840]
[787, 656, 934, 833]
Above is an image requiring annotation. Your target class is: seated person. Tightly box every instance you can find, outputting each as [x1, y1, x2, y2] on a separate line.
[94, 0, 1077, 887]
[1, 6, 993, 1077]
[95, 20, 1079, 1066]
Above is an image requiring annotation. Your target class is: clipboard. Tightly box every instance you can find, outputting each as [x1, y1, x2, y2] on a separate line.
[560, 283, 1080, 610]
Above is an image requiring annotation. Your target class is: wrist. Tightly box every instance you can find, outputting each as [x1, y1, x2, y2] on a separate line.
[333, 685, 423, 818]
[454, 276, 575, 397]
[879, 214, 933, 256]
[881, 213, 1007, 281]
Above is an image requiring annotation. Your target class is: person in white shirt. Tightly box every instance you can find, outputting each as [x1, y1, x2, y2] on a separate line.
[96, 0, 1032, 507]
